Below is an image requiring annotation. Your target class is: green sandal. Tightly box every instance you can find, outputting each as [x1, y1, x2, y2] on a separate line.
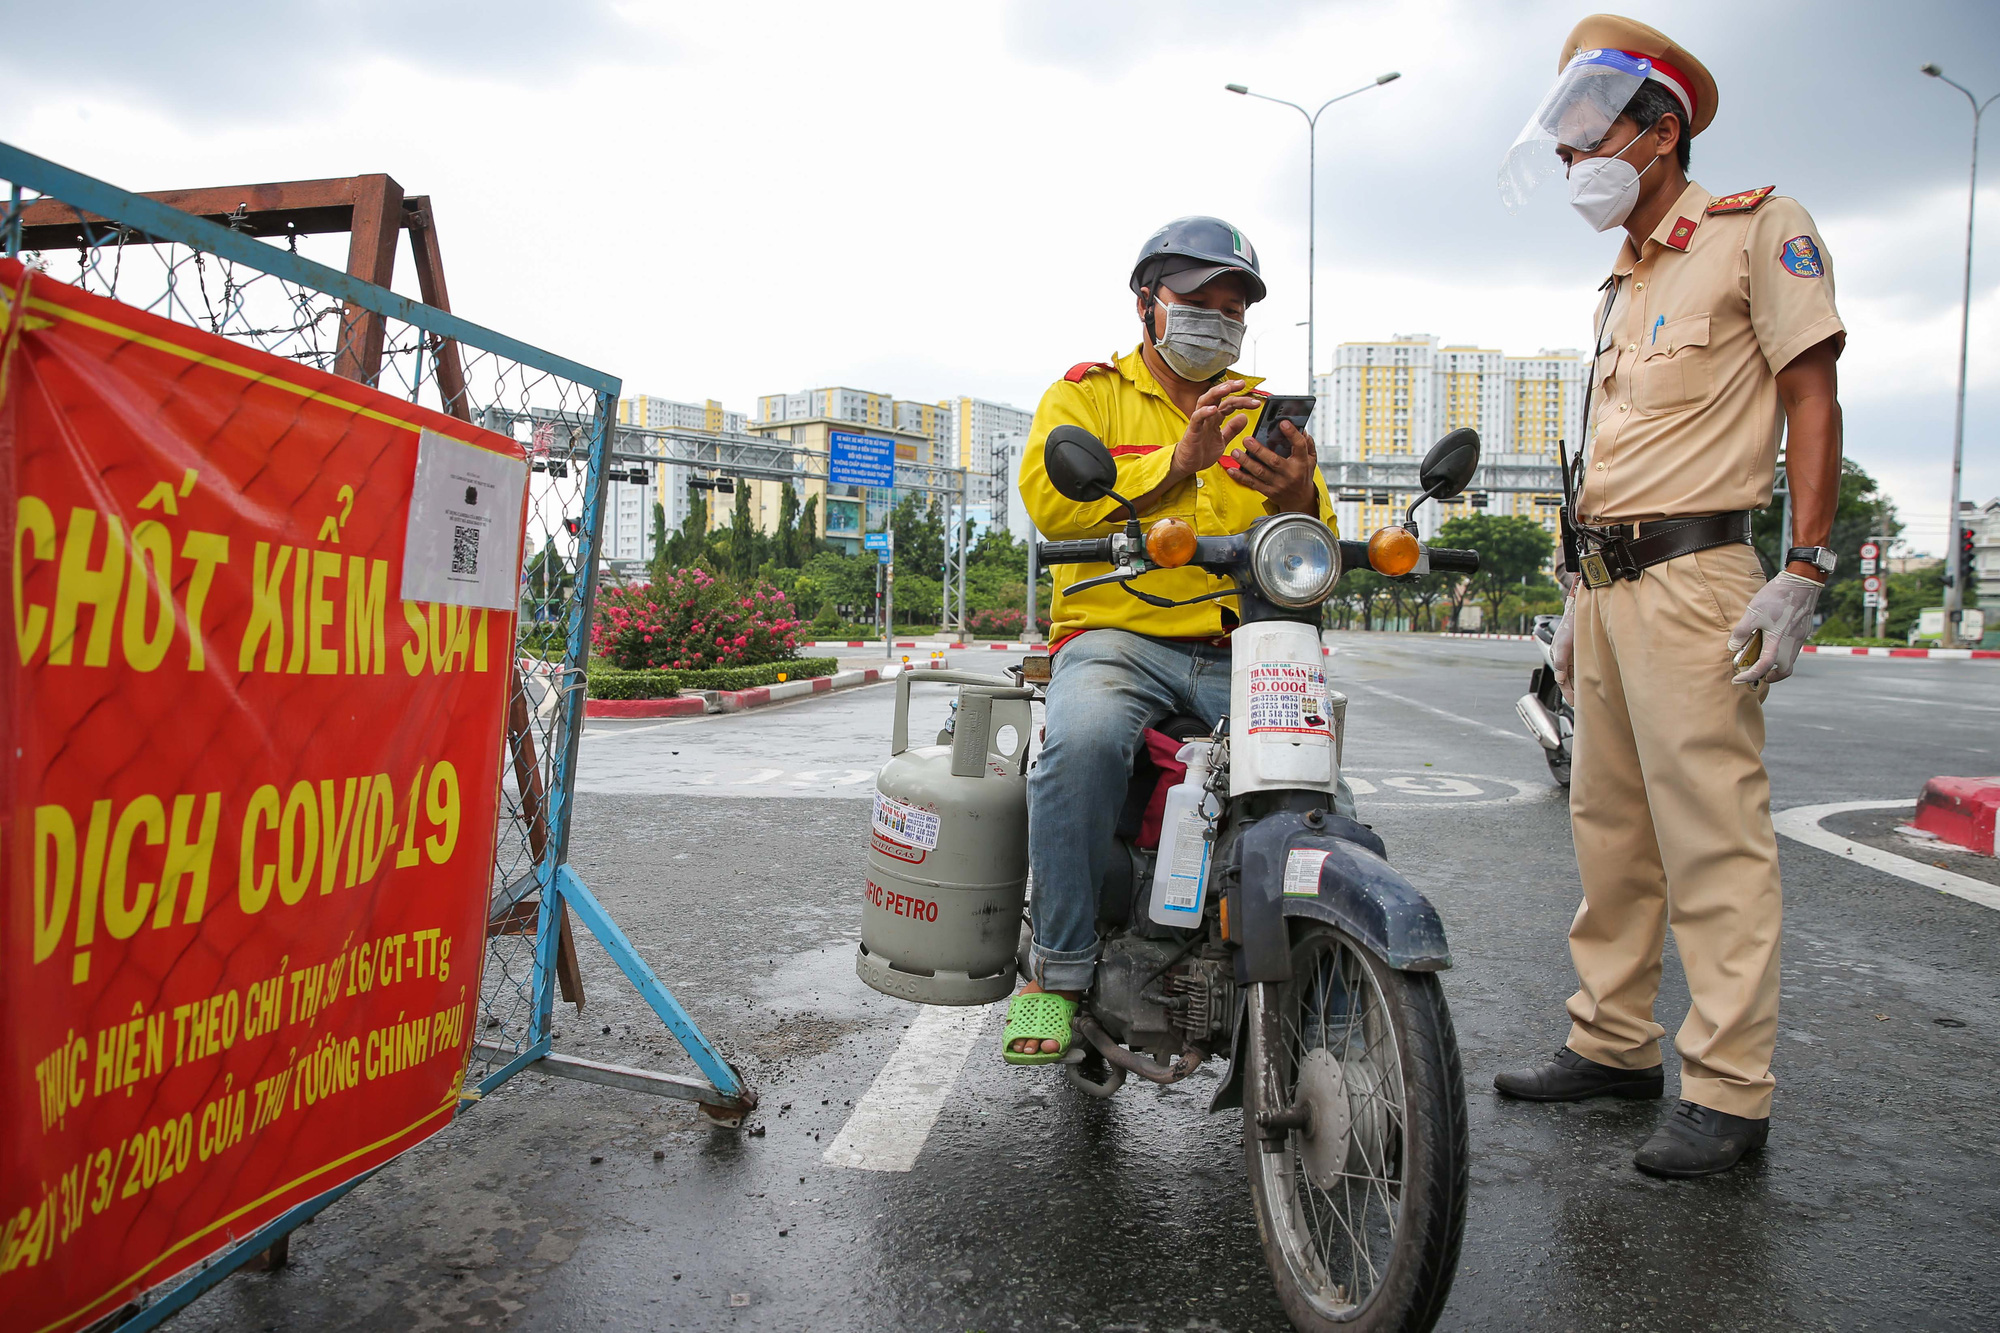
[1002, 990, 1078, 1066]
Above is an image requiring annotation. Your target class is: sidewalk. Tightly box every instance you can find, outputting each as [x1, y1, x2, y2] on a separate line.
[808, 638, 1047, 653]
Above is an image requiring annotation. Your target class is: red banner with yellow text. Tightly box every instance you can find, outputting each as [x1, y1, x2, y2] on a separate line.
[0, 258, 523, 1333]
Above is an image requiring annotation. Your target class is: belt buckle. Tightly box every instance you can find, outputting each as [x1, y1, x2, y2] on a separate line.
[1580, 551, 1613, 589]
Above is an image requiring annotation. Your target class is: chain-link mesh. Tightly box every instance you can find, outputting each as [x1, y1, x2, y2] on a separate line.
[2, 183, 610, 1095]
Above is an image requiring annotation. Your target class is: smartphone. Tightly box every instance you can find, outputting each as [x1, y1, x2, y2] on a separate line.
[1251, 394, 1316, 458]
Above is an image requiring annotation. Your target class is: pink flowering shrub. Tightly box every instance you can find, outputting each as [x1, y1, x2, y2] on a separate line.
[593, 568, 801, 670]
[966, 607, 1050, 639]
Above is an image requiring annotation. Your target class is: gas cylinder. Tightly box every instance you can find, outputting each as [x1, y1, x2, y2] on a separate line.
[858, 670, 1034, 1006]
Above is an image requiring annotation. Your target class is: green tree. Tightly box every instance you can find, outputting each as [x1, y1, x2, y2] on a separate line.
[662, 490, 710, 571]
[891, 493, 944, 575]
[1403, 570, 1452, 631]
[776, 482, 801, 568]
[729, 484, 756, 578]
[799, 494, 819, 555]
[647, 501, 670, 584]
[1344, 569, 1390, 630]
[1755, 457, 1899, 627]
[1437, 513, 1553, 629]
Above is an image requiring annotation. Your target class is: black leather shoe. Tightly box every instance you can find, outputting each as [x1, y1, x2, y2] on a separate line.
[1633, 1099, 1769, 1178]
[1493, 1047, 1665, 1102]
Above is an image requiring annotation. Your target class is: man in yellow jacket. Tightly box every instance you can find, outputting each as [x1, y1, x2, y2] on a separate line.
[1005, 216, 1339, 1061]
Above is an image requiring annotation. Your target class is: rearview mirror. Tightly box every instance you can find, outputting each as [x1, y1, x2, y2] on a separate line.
[1043, 425, 1119, 502]
[1419, 428, 1480, 500]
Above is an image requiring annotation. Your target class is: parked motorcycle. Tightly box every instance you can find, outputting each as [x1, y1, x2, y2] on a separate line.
[1515, 614, 1573, 786]
[857, 426, 1485, 1332]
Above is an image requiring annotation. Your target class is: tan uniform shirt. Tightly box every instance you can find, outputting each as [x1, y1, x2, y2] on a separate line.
[1578, 181, 1845, 523]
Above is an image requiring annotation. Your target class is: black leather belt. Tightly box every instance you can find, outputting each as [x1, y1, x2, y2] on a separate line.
[1577, 511, 1753, 588]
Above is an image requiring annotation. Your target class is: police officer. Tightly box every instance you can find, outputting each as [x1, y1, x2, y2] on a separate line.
[1492, 15, 1846, 1177]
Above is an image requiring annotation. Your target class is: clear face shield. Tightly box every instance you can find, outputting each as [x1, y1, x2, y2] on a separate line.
[1498, 48, 1650, 212]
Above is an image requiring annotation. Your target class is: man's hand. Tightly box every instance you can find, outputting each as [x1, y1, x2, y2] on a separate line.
[1729, 571, 1822, 685]
[1169, 379, 1260, 480]
[1553, 596, 1576, 704]
[1230, 420, 1320, 514]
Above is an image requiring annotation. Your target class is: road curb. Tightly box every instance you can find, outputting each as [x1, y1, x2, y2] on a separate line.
[584, 660, 943, 720]
[1802, 645, 2000, 660]
[808, 639, 1047, 652]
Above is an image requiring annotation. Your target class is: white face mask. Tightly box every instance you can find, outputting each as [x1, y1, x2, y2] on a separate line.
[1151, 297, 1245, 381]
[1566, 131, 1661, 232]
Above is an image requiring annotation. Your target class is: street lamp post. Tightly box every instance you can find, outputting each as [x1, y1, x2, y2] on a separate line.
[1226, 72, 1400, 392]
[1922, 63, 1996, 648]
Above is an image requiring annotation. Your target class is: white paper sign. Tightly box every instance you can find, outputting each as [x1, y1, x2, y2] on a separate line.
[872, 792, 941, 850]
[402, 429, 529, 610]
[1283, 848, 1331, 897]
[1246, 662, 1333, 737]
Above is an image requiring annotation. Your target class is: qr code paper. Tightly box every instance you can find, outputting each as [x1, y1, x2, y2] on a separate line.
[451, 524, 480, 575]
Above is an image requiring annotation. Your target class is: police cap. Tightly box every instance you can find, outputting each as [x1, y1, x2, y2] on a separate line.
[1561, 13, 1718, 137]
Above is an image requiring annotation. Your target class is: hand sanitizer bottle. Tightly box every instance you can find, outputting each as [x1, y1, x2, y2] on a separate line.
[1150, 741, 1217, 927]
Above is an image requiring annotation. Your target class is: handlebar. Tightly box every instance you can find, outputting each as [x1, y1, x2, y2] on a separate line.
[1340, 539, 1480, 577]
[1428, 547, 1481, 574]
[1036, 538, 1117, 564]
[1041, 533, 1482, 581]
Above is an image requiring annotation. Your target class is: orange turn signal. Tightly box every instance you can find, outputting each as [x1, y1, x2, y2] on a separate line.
[1368, 525, 1421, 577]
[1146, 516, 1198, 568]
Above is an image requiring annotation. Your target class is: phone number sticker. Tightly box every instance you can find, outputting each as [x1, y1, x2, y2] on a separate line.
[1246, 662, 1332, 736]
[872, 791, 941, 850]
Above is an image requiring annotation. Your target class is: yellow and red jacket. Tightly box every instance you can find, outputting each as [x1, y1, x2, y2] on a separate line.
[1017, 345, 1338, 644]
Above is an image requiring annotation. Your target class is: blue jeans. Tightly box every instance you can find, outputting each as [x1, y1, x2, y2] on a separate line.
[1026, 629, 1355, 991]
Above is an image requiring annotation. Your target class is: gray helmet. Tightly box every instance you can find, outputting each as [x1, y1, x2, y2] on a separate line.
[1129, 216, 1267, 304]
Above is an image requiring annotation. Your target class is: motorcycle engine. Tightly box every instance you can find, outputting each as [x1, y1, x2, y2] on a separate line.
[1091, 935, 1238, 1059]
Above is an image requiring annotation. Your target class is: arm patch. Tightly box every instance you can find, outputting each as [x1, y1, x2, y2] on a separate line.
[1707, 186, 1776, 215]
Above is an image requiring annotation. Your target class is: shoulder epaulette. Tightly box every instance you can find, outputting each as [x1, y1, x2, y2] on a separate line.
[1063, 360, 1115, 383]
[1707, 186, 1775, 215]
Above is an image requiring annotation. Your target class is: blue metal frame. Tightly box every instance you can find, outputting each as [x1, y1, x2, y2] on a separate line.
[0, 140, 754, 1322]
[557, 865, 744, 1095]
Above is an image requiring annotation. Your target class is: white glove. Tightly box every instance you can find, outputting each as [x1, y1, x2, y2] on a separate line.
[1728, 571, 1822, 685]
[1552, 597, 1576, 704]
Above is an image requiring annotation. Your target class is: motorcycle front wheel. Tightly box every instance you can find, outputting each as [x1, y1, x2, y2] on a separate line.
[1243, 921, 1468, 1332]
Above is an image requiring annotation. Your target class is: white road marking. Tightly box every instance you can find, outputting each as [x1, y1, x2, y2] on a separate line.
[824, 1004, 992, 1172]
[1773, 800, 2000, 912]
[1341, 680, 1532, 743]
[1347, 768, 1552, 807]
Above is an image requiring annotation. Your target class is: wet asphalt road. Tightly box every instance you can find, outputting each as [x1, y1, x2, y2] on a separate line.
[176, 636, 2000, 1332]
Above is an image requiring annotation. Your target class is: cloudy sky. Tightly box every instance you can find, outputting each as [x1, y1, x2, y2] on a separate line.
[3, 0, 1995, 552]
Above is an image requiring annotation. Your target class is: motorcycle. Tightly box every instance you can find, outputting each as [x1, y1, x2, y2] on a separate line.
[1515, 614, 1573, 786]
[857, 425, 1485, 1332]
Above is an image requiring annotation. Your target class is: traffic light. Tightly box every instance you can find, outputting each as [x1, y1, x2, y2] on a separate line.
[563, 517, 581, 537]
[1962, 525, 1978, 587]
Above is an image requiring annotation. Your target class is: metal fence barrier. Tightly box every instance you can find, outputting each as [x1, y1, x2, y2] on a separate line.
[1, 142, 754, 1329]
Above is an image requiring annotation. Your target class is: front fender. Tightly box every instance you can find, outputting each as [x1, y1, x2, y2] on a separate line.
[1227, 811, 1452, 985]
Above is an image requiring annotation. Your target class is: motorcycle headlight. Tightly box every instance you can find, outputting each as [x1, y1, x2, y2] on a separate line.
[1247, 514, 1340, 609]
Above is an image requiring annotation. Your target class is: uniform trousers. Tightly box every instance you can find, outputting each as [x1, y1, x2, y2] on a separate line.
[1566, 541, 1782, 1119]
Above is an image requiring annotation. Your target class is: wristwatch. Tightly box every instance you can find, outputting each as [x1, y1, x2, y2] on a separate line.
[1786, 545, 1838, 575]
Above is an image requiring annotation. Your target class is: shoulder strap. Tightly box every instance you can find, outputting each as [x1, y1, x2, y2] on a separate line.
[1063, 360, 1115, 383]
[1706, 186, 1776, 216]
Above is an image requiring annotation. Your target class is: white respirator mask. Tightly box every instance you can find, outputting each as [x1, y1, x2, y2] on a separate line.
[1566, 130, 1661, 232]
[1150, 297, 1244, 382]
